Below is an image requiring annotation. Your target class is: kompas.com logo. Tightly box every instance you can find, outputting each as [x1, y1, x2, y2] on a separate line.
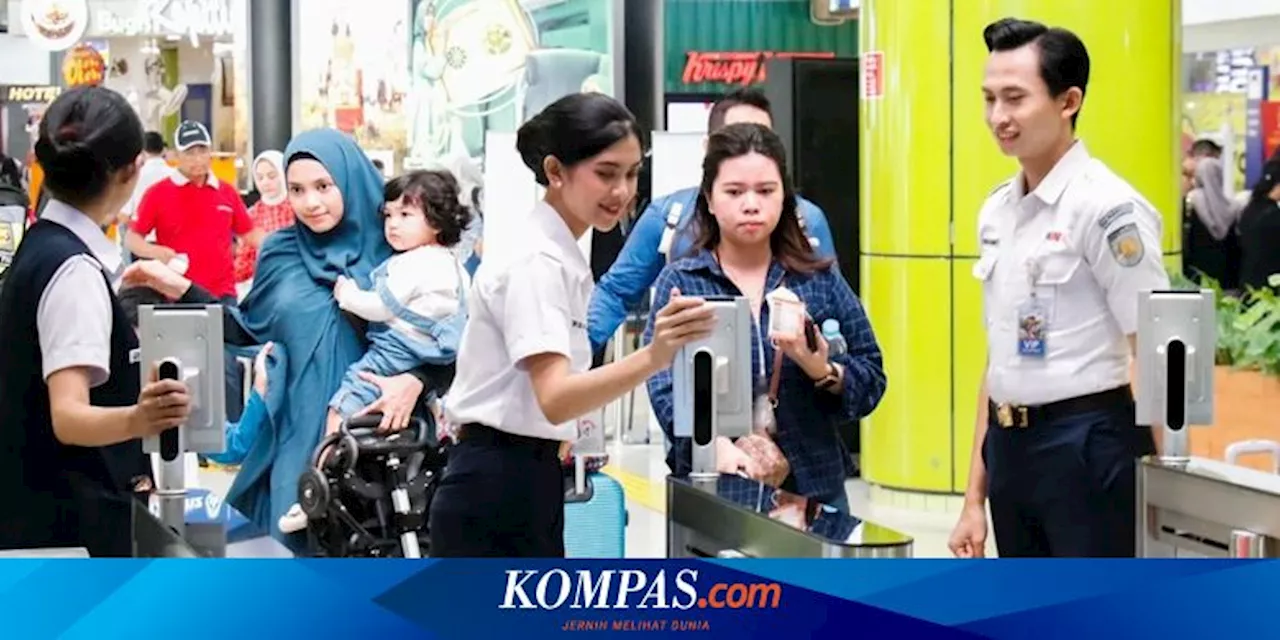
[499, 568, 783, 610]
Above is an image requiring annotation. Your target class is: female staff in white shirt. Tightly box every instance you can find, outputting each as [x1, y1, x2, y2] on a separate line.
[429, 93, 716, 557]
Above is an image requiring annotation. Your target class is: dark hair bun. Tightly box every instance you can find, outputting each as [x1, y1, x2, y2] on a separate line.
[515, 93, 645, 187]
[36, 134, 104, 196]
[515, 116, 550, 185]
[35, 86, 143, 206]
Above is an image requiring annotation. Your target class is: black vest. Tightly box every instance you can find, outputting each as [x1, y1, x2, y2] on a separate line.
[0, 219, 151, 557]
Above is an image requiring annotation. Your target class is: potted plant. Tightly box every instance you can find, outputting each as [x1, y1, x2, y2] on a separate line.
[1171, 270, 1280, 471]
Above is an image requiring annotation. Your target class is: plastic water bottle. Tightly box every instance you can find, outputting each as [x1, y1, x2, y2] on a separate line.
[822, 319, 847, 357]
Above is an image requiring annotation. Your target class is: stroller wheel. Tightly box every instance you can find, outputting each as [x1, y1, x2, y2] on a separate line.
[337, 433, 360, 473]
[298, 468, 330, 520]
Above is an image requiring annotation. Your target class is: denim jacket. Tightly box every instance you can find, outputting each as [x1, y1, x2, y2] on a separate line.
[644, 249, 886, 502]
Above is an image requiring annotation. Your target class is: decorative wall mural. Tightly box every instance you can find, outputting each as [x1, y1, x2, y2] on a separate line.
[297, 0, 617, 176]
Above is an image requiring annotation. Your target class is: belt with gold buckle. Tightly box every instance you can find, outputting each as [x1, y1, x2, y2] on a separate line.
[991, 387, 1132, 430]
[995, 403, 1029, 429]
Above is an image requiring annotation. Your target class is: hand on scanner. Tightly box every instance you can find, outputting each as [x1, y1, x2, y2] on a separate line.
[130, 364, 192, 438]
[647, 287, 717, 363]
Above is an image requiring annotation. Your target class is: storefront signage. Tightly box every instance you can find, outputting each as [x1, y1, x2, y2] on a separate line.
[681, 51, 835, 87]
[861, 51, 884, 99]
[62, 43, 107, 87]
[19, 0, 91, 51]
[1, 85, 63, 103]
[92, 0, 234, 44]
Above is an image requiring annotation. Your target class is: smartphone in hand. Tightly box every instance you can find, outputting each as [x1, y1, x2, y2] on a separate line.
[804, 318, 819, 352]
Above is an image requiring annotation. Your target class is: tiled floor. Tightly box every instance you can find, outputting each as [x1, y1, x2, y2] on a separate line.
[196, 382, 983, 559]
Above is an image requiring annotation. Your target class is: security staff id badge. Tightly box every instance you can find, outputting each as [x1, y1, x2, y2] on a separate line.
[1016, 297, 1048, 358]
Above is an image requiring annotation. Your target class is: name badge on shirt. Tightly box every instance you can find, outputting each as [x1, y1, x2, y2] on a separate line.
[129, 348, 141, 364]
[1016, 297, 1048, 358]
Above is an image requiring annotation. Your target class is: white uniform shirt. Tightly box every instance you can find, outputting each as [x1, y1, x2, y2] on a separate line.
[37, 200, 123, 387]
[443, 201, 594, 442]
[975, 141, 1170, 406]
[336, 244, 468, 339]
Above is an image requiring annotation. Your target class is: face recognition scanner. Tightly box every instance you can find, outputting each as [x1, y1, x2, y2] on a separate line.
[1135, 290, 1280, 558]
[136, 305, 227, 547]
[671, 297, 754, 478]
[1135, 290, 1216, 463]
[665, 297, 913, 558]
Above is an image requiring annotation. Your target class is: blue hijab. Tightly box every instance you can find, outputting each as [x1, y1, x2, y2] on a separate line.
[226, 129, 391, 550]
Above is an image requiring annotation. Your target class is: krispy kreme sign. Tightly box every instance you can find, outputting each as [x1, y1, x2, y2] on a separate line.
[681, 51, 836, 86]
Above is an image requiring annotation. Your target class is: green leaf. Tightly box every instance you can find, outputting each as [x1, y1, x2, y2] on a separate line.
[1169, 265, 1280, 376]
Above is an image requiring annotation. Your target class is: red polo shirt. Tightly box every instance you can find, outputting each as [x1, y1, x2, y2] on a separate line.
[133, 173, 254, 298]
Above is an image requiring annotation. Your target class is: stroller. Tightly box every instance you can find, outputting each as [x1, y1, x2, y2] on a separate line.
[296, 414, 448, 558]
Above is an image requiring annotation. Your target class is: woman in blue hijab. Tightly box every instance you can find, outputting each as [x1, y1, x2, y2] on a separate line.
[227, 130, 430, 549]
[121, 129, 436, 552]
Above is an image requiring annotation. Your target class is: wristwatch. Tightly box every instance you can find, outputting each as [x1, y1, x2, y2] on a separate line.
[816, 363, 842, 390]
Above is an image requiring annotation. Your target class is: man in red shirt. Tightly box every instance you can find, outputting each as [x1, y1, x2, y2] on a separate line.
[127, 121, 265, 303]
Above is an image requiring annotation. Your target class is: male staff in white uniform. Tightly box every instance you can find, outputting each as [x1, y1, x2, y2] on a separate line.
[949, 18, 1167, 559]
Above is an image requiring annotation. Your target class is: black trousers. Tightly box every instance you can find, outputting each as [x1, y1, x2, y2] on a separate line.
[984, 388, 1156, 558]
[428, 423, 565, 558]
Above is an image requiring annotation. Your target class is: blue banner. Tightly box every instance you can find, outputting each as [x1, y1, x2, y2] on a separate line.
[1244, 66, 1270, 189]
[0, 559, 1276, 638]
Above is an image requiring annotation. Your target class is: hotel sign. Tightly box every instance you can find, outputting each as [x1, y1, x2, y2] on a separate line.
[1, 85, 62, 102]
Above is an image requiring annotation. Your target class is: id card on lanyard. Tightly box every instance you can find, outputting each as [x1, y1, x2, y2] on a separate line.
[1016, 259, 1048, 358]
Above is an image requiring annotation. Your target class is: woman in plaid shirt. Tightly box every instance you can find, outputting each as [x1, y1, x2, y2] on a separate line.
[644, 123, 887, 511]
[234, 151, 295, 298]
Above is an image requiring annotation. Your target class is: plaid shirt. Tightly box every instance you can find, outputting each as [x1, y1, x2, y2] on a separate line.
[234, 200, 295, 283]
[644, 249, 887, 503]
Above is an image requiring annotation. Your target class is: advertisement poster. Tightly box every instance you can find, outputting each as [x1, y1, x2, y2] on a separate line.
[1263, 101, 1280, 162]
[296, 0, 413, 162]
[297, 0, 617, 181]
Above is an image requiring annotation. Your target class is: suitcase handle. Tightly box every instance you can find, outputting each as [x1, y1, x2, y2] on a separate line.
[1224, 439, 1280, 474]
[564, 473, 595, 503]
